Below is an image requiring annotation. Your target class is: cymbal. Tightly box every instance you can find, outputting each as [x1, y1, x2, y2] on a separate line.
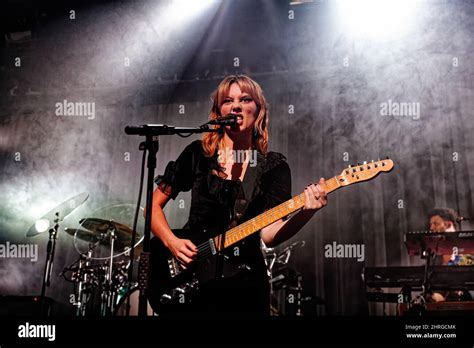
[68, 218, 143, 255]
[26, 192, 89, 237]
[79, 218, 133, 237]
[64, 228, 102, 245]
[65, 227, 143, 257]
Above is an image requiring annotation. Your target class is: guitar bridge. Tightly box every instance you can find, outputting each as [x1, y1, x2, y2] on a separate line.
[209, 238, 217, 255]
[168, 257, 184, 278]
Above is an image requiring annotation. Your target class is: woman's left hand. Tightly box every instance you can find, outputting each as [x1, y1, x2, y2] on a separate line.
[261, 178, 328, 247]
[303, 178, 328, 213]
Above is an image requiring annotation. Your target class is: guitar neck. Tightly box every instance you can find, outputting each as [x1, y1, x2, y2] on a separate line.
[212, 175, 342, 252]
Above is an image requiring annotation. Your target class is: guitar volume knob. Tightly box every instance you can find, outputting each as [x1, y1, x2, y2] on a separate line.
[160, 294, 172, 304]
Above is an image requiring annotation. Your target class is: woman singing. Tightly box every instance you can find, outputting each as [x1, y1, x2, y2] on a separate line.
[150, 75, 327, 317]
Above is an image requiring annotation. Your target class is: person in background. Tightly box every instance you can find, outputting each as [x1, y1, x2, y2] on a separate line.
[428, 207, 457, 233]
[428, 207, 472, 302]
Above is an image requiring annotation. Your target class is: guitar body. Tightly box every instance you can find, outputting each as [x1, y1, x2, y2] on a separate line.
[148, 228, 248, 315]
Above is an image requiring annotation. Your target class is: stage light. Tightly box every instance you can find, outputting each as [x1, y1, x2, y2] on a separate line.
[35, 218, 50, 233]
[290, 0, 315, 5]
[163, 0, 220, 27]
[335, 0, 422, 41]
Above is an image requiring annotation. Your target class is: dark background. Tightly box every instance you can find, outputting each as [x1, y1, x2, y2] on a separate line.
[1, 0, 473, 316]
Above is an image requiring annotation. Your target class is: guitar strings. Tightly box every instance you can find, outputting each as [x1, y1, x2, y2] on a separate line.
[183, 178, 339, 260]
[193, 194, 307, 260]
[174, 172, 381, 263]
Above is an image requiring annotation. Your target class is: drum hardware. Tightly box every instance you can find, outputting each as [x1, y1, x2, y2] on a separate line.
[262, 240, 306, 316]
[295, 274, 304, 316]
[100, 224, 117, 316]
[26, 192, 89, 317]
[62, 218, 143, 316]
[62, 256, 133, 316]
[114, 283, 155, 316]
[76, 249, 94, 316]
[60, 243, 99, 316]
[71, 218, 143, 260]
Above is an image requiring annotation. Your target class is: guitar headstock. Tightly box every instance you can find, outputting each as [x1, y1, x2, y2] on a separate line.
[338, 158, 394, 186]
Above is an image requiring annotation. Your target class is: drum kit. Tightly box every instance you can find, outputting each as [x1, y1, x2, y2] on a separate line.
[262, 240, 306, 316]
[262, 240, 326, 316]
[28, 193, 148, 316]
[61, 218, 145, 316]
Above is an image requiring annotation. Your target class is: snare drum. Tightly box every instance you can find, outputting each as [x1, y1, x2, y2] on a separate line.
[114, 286, 155, 316]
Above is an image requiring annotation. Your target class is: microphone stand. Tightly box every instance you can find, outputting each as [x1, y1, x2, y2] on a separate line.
[457, 217, 473, 232]
[40, 213, 60, 317]
[125, 122, 224, 317]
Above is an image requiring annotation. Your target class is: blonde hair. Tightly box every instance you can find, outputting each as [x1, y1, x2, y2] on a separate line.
[202, 75, 268, 157]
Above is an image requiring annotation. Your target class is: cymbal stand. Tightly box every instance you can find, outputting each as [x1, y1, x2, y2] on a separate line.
[75, 245, 94, 316]
[100, 225, 116, 316]
[277, 246, 304, 316]
[263, 241, 306, 316]
[295, 274, 303, 316]
[40, 212, 60, 317]
[262, 245, 277, 300]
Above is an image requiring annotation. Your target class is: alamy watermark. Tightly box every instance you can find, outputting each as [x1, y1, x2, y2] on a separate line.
[0, 242, 38, 262]
[18, 322, 55, 341]
[380, 99, 420, 120]
[55, 99, 95, 120]
[217, 149, 257, 167]
[324, 241, 365, 262]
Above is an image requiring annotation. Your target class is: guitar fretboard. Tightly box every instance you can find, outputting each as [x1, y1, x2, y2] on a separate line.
[212, 175, 343, 251]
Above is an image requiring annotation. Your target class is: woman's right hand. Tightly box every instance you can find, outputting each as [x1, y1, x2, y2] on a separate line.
[165, 237, 198, 267]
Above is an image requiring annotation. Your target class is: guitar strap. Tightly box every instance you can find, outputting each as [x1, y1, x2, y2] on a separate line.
[215, 151, 265, 279]
[231, 151, 266, 227]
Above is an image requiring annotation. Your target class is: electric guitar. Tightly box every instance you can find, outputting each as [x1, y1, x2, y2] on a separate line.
[148, 159, 394, 314]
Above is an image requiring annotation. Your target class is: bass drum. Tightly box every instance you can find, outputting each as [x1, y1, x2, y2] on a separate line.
[114, 286, 156, 316]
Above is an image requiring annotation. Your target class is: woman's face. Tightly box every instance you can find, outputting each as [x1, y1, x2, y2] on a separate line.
[220, 83, 258, 135]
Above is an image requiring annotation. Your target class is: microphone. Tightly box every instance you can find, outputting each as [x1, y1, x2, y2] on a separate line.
[124, 115, 237, 136]
[207, 114, 238, 126]
[124, 124, 158, 135]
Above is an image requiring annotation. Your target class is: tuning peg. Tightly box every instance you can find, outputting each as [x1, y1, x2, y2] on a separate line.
[348, 164, 352, 168]
[363, 161, 367, 164]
